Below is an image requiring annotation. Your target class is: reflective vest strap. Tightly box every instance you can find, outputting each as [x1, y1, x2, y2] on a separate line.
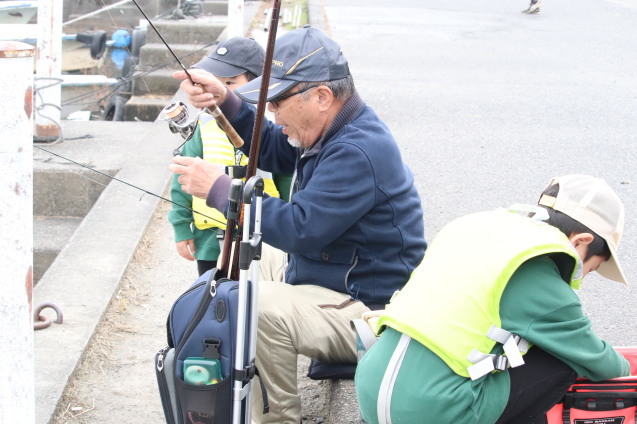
[467, 350, 499, 381]
[467, 326, 530, 380]
[503, 334, 528, 368]
[487, 325, 528, 367]
[487, 325, 513, 344]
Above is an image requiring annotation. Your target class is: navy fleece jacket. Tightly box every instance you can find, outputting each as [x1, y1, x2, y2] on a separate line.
[209, 90, 426, 305]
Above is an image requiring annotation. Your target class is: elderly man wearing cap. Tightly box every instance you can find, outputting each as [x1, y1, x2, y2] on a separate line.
[355, 174, 630, 424]
[168, 37, 290, 277]
[171, 26, 426, 423]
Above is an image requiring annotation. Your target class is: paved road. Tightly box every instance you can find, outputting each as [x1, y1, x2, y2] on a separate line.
[320, 0, 637, 344]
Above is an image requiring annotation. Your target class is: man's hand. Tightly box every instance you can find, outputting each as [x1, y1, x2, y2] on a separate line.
[176, 239, 195, 261]
[170, 156, 224, 199]
[173, 68, 228, 109]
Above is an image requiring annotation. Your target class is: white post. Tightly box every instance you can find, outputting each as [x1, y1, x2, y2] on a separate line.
[263, 7, 273, 32]
[35, 0, 63, 141]
[0, 40, 35, 424]
[227, 0, 245, 38]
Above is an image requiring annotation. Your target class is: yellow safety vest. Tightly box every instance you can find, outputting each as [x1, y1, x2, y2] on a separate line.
[192, 115, 279, 230]
[379, 209, 582, 379]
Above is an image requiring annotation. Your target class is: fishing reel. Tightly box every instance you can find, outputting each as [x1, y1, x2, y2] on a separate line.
[162, 101, 198, 155]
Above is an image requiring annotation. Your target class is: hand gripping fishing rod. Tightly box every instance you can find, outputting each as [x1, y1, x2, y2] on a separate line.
[130, 0, 280, 279]
[130, 0, 245, 148]
[221, 0, 282, 281]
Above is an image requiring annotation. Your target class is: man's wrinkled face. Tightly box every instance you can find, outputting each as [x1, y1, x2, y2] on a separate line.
[267, 86, 324, 149]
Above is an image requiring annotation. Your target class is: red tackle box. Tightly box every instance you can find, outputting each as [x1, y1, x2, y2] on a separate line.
[546, 347, 637, 424]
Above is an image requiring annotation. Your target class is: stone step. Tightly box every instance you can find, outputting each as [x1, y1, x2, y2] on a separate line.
[124, 94, 174, 121]
[33, 216, 83, 284]
[131, 68, 181, 97]
[34, 168, 115, 217]
[145, 17, 227, 45]
[64, 5, 150, 35]
[139, 42, 214, 69]
[63, 0, 161, 20]
[202, 0, 228, 16]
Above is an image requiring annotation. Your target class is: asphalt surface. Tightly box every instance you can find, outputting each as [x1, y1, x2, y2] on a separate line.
[321, 0, 637, 345]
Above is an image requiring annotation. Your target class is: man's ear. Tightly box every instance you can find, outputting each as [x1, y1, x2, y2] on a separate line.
[315, 86, 334, 111]
[568, 232, 594, 248]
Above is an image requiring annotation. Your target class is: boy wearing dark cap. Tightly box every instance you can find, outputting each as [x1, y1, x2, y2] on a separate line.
[171, 26, 426, 423]
[356, 174, 630, 424]
[168, 37, 288, 276]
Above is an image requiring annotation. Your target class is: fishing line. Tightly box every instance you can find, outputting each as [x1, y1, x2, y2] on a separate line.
[34, 145, 227, 227]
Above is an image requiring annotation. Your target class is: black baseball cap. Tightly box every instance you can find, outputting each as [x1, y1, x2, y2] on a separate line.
[193, 37, 265, 78]
[235, 25, 350, 104]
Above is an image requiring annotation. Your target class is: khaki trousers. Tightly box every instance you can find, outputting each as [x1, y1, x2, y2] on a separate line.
[251, 282, 370, 424]
[258, 242, 287, 283]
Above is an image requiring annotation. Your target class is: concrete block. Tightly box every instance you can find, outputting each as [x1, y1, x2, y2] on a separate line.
[145, 17, 226, 45]
[131, 67, 182, 96]
[64, 6, 145, 35]
[34, 169, 115, 217]
[33, 216, 82, 284]
[139, 42, 213, 68]
[202, 0, 229, 16]
[124, 95, 173, 121]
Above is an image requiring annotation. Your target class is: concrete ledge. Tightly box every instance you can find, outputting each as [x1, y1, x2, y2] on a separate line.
[139, 43, 214, 69]
[33, 121, 177, 424]
[124, 95, 174, 121]
[130, 68, 184, 96]
[34, 169, 115, 217]
[202, 0, 229, 16]
[33, 216, 82, 284]
[145, 18, 227, 45]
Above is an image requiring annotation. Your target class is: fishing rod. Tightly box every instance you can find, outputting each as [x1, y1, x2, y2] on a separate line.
[129, 0, 246, 149]
[126, 0, 280, 279]
[222, 0, 282, 280]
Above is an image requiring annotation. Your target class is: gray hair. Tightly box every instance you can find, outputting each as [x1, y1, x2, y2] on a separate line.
[298, 74, 356, 102]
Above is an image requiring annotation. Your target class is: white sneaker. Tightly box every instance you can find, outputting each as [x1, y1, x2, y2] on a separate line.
[522, 0, 542, 14]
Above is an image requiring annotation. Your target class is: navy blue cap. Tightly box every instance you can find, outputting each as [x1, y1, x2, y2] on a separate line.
[193, 37, 265, 78]
[235, 26, 350, 104]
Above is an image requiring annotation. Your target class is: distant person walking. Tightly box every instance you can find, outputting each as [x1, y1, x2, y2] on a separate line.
[522, 0, 542, 14]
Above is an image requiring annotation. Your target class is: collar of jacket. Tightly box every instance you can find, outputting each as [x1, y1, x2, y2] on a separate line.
[304, 92, 365, 157]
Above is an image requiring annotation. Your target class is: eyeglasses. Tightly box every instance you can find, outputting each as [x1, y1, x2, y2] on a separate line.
[269, 85, 320, 108]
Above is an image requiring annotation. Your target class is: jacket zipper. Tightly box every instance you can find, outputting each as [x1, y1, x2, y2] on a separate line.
[344, 255, 359, 297]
